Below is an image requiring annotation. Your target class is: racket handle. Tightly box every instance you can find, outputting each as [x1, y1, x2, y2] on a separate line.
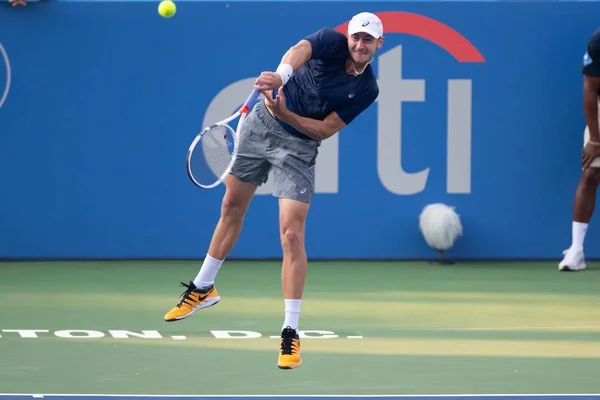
[239, 89, 261, 114]
[240, 87, 278, 114]
[244, 90, 261, 107]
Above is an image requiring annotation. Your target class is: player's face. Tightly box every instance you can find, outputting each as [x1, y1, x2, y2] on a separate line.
[348, 33, 382, 65]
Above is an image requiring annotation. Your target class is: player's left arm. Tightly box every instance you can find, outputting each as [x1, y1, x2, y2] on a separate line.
[582, 35, 600, 144]
[278, 110, 347, 141]
[266, 85, 378, 141]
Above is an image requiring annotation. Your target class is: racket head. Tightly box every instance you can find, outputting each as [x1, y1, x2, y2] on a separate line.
[185, 88, 259, 189]
[186, 122, 238, 189]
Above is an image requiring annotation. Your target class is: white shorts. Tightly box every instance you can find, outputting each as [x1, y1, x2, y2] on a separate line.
[584, 126, 600, 168]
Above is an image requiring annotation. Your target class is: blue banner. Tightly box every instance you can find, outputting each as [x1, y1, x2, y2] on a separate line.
[1, 1, 599, 260]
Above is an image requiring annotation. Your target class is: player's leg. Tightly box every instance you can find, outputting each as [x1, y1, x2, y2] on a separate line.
[164, 107, 270, 322]
[260, 113, 319, 369]
[277, 197, 310, 369]
[560, 126, 600, 271]
[191, 174, 259, 285]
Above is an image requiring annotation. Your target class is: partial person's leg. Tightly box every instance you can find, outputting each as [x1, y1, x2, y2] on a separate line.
[560, 126, 600, 271]
[164, 106, 270, 322]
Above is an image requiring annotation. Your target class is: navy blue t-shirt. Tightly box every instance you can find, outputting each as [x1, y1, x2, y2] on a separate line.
[277, 27, 379, 141]
[583, 29, 600, 97]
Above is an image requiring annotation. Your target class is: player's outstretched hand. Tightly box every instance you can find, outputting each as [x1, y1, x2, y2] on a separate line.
[264, 87, 288, 119]
[254, 72, 283, 91]
[582, 142, 600, 169]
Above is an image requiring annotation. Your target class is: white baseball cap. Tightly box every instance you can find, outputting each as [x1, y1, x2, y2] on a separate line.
[347, 12, 384, 39]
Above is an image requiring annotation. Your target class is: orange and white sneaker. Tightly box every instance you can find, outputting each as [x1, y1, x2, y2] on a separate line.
[277, 326, 302, 369]
[163, 281, 220, 322]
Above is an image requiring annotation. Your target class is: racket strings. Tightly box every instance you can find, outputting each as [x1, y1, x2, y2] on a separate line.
[188, 124, 236, 187]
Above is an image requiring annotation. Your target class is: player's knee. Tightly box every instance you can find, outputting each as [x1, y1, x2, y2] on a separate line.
[582, 167, 600, 187]
[221, 195, 248, 220]
[280, 227, 303, 251]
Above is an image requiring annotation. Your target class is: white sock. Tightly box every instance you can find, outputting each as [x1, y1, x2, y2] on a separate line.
[282, 299, 301, 331]
[572, 221, 588, 250]
[193, 253, 224, 288]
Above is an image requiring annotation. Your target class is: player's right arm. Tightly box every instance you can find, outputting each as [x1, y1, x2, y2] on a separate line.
[279, 40, 313, 72]
[254, 28, 347, 91]
[254, 41, 312, 90]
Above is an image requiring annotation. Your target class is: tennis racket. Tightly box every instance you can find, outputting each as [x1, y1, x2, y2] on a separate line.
[185, 88, 262, 189]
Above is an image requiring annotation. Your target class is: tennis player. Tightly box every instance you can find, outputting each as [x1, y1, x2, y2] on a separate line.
[164, 12, 384, 369]
[559, 28, 600, 272]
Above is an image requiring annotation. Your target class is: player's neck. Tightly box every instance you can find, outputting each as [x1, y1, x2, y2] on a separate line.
[345, 57, 370, 76]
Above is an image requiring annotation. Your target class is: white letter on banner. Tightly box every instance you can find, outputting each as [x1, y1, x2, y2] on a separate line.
[446, 79, 472, 193]
[376, 45, 429, 195]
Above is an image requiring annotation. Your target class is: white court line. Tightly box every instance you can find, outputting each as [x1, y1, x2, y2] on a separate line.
[0, 394, 599, 398]
[428, 326, 600, 332]
[0, 42, 11, 110]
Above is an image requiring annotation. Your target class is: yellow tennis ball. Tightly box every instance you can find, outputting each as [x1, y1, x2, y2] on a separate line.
[158, 0, 176, 18]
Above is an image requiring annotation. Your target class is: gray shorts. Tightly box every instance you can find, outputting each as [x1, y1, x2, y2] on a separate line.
[231, 100, 320, 204]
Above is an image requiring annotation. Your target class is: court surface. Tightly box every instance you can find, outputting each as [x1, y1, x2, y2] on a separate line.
[1, 260, 599, 397]
[0, 396, 599, 400]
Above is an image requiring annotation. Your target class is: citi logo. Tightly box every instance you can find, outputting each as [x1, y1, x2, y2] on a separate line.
[201, 11, 486, 196]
